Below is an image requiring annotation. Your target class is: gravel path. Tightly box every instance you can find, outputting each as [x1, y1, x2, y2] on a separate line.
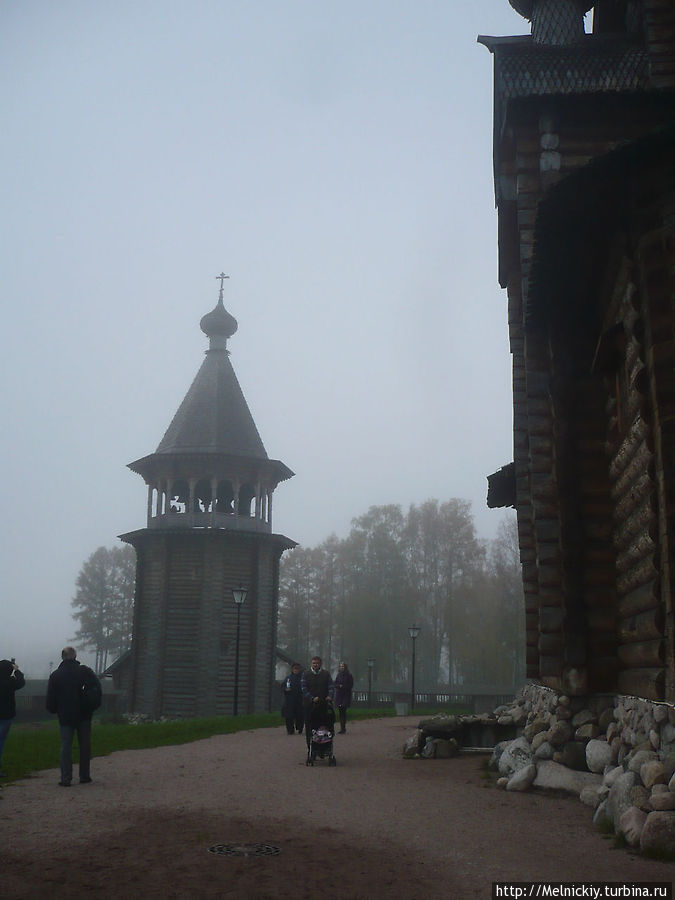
[1, 716, 672, 898]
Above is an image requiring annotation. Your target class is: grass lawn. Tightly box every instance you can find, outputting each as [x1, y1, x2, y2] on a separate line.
[1, 706, 409, 784]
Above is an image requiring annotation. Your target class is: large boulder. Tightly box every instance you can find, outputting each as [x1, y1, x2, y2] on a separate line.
[640, 811, 675, 857]
[586, 739, 614, 773]
[630, 785, 651, 813]
[488, 740, 510, 771]
[575, 724, 600, 743]
[650, 791, 675, 811]
[640, 760, 667, 790]
[627, 749, 658, 774]
[417, 715, 460, 738]
[498, 737, 533, 777]
[506, 764, 537, 792]
[558, 741, 589, 771]
[606, 771, 639, 831]
[403, 733, 421, 758]
[534, 741, 555, 760]
[523, 716, 549, 741]
[579, 785, 602, 809]
[618, 806, 647, 847]
[603, 765, 624, 788]
[548, 720, 573, 747]
[659, 754, 675, 781]
[533, 760, 601, 795]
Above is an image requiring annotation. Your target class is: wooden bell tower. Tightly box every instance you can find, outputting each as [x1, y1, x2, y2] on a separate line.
[120, 277, 296, 717]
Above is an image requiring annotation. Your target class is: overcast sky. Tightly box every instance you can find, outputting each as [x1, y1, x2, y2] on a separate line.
[2, 0, 532, 675]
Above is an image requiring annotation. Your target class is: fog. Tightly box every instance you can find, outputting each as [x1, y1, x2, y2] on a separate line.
[1, 0, 527, 675]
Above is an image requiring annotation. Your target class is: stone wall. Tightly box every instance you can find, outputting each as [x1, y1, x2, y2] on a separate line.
[490, 682, 675, 856]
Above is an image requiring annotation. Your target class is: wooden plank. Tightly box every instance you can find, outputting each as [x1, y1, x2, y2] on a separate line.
[618, 607, 664, 644]
[617, 556, 659, 595]
[617, 580, 659, 618]
[617, 667, 665, 701]
[617, 639, 665, 668]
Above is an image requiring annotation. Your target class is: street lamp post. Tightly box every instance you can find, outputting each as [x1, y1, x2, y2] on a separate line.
[408, 624, 420, 711]
[367, 657, 375, 708]
[232, 584, 247, 715]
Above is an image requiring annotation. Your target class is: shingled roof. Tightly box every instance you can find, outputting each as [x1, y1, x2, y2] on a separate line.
[156, 346, 267, 459]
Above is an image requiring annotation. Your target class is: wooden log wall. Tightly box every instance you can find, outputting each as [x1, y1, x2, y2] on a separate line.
[514, 122, 557, 683]
[639, 160, 675, 700]
[645, 0, 675, 89]
[494, 5, 675, 700]
[605, 272, 664, 701]
[507, 254, 540, 678]
[125, 530, 283, 717]
[505, 109, 644, 691]
[562, 361, 618, 693]
[163, 541, 203, 716]
[128, 536, 169, 717]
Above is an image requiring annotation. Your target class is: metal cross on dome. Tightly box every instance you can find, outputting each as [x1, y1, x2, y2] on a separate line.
[215, 271, 230, 301]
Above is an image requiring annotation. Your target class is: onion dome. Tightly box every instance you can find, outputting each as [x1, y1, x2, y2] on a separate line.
[200, 273, 238, 349]
[200, 298, 238, 341]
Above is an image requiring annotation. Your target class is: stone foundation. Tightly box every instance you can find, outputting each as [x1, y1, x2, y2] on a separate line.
[489, 682, 675, 856]
[403, 682, 675, 855]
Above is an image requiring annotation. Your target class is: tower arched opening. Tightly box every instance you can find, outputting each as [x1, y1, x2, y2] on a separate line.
[171, 479, 189, 514]
[239, 483, 255, 517]
[194, 478, 212, 512]
[216, 480, 234, 514]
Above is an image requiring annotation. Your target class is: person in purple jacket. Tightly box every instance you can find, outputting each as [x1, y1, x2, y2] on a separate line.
[333, 661, 354, 734]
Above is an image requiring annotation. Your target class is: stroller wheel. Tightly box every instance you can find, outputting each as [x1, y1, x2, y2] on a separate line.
[329, 757, 337, 767]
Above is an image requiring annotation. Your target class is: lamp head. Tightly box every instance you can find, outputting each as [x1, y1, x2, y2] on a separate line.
[232, 584, 247, 606]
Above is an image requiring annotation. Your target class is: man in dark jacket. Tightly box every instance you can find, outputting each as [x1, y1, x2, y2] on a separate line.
[301, 656, 334, 749]
[46, 647, 101, 786]
[0, 658, 26, 777]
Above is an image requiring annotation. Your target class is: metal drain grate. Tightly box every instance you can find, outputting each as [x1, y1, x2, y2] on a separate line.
[208, 843, 281, 858]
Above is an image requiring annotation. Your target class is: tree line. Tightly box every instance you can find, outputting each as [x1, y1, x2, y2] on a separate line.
[70, 500, 524, 685]
[278, 500, 524, 692]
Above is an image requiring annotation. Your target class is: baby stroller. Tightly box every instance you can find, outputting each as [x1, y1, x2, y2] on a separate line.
[306, 699, 337, 767]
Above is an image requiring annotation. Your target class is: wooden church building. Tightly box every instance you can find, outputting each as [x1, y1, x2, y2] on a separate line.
[483, 0, 675, 702]
[119, 280, 296, 717]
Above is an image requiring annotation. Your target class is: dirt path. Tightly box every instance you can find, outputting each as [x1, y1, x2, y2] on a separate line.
[1, 716, 672, 898]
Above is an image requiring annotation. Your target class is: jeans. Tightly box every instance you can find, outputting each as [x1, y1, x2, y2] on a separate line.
[59, 720, 92, 783]
[0, 718, 12, 769]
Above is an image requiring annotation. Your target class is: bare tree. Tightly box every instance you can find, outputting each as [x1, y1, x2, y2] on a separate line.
[71, 545, 136, 673]
[278, 502, 524, 692]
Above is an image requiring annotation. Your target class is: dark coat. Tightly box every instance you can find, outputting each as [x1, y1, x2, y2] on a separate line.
[334, 669, 354, 708]
[0, 660, 25, 719]
[301, 668, 333, 708]
[46, 659, 100, 727]
[281, 671, 303, 718]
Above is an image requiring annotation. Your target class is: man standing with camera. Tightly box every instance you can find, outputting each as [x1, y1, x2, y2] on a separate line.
[0, 657, 25, 778]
